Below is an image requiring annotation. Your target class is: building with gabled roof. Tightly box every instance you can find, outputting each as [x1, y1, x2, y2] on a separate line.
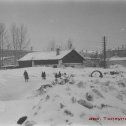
[18, 49, 84, 68]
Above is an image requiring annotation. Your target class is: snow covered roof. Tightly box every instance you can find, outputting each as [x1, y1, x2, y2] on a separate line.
[109, 56, 126, 61]
[18, 50, 73, 61]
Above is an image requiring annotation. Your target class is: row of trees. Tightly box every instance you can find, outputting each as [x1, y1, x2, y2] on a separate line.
[0, 23, 30, 67]
[0, 23, 30, 51]
[0, 23, 73, 52]
[47, 38, 74, 51]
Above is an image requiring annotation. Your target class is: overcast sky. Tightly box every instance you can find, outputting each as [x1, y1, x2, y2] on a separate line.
[0, 0, 126, 51]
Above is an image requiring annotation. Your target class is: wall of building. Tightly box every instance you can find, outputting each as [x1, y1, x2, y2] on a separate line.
[34, 60, 58, 65]
[62, 50, 84, 64]
[18, 61, 32, 68]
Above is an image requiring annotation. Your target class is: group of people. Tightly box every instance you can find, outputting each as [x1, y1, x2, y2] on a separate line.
[41, 71, 46, 80]
[23, 70, 66, 82]
[23, 70, 47, 82]
[54, 72, 69, 84]
[55, 71, 61, 79]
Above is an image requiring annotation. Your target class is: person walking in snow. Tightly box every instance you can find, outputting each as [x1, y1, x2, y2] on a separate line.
[58, 71, 61, 78]
[24, 70, 29, 82]
[43, 72, 46, 80]
[55, 73, 58, 81]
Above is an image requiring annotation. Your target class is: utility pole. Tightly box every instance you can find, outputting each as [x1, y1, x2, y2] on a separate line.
[0, 32, 2, 69]
[1, 33, 3, 67]
[103, 36, 107, 68]
[0, 38, 2, 69]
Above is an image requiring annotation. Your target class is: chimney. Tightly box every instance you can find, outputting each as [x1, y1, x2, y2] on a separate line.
[56, 48, 60, 55]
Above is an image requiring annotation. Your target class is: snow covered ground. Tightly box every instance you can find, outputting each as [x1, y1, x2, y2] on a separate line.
[0, 65, 126, 126]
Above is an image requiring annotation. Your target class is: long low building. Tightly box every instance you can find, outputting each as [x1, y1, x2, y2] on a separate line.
[108, 56, 126, 67]
[18, 49, 84, 68]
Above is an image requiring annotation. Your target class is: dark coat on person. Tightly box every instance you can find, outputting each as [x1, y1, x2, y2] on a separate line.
[58, 71, 61, 78]
[42, 71, 46, 79]
[43, 72, 46, 79]
[55, 73, 58, 79]
[24, 70, 29, 80]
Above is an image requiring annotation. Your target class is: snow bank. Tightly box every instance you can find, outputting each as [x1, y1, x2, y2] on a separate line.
[0, 66, 126, 126]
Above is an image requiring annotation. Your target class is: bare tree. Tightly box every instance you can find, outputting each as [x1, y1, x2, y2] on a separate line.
[122, 44, 124, 50]
[0, 23, 6, 68]
[10, 24, 30, 51]
[47, 39, 56, 51]
[10, 24, 30, 65]
[67, 38, 73, 50]
[18, 24, 30, 51]
[10, 24, 18, 65]
[10, 24, 18, 50]
[2, 30, 11, 50]
[5, 35, 11, 50]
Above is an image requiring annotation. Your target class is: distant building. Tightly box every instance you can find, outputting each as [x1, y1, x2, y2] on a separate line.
[0, 49, 31, 68]
[106, 49, 126, 58]
[79, 49, 100, 58]
[108, 56, 126, 67]
[18, 49, 84, 68]
[79, 50, 100, 67]
[83, 57, 100, 67]
[2, 56, 15, 66]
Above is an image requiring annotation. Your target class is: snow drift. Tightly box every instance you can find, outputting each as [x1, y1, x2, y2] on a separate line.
[0, 66, 126, 126]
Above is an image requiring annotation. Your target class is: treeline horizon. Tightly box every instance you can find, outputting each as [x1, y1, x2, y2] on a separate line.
[0, 23, 30, 51]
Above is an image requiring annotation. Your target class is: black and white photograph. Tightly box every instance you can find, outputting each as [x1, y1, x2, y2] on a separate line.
[0, 0, 126, 126]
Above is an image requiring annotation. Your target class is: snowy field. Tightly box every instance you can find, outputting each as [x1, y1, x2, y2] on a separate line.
[0, 65, 126, 126]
